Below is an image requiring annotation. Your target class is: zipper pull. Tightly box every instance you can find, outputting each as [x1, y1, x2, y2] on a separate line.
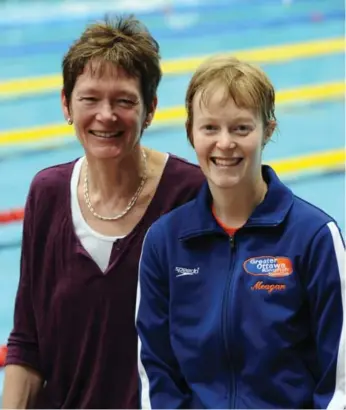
[229, 235, 235, 248]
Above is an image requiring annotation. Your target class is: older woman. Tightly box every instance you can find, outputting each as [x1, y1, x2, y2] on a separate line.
[2, 16, 204, 408]
[136, 55, 345, 409]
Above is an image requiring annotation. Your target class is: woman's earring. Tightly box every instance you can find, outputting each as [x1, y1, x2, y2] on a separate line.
[67, 117, 73, 125]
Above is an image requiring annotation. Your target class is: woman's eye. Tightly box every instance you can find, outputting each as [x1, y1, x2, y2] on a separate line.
[81, 97, 97, 102]
[204, 125, 217, 131]
[118, 99, 136, 106]
[235, 125, 251, 134]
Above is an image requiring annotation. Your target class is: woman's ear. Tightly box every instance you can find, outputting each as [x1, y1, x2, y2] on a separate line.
[61, 89, 72, 123]
[263, 120, 276, 147]
[185, 119, 194, 147]
[145, 96, 158, 128]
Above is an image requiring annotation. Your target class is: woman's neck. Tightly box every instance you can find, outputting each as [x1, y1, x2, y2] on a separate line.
[211, 175, 267, 228]
[83, 146, 146, 206]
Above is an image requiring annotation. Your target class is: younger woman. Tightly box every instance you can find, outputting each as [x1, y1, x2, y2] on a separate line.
[136, 55, 345, 409]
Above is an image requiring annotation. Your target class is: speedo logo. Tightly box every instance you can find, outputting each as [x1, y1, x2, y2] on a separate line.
[175, 267, 200, 277]
[244, 256, 293, 277]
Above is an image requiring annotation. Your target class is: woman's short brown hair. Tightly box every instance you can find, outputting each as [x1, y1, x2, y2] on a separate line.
[185, 55, 276, 144]
[62, 15, 162, 114]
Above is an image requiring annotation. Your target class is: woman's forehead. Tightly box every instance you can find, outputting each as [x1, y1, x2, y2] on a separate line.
[74, 61, 141, 93]
[192, 83, 259, 119]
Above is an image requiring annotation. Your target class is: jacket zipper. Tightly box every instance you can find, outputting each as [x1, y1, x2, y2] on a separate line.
[222, 234, 237, 408]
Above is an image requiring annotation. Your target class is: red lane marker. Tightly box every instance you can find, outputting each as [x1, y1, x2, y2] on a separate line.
[0, 208, 24, 224]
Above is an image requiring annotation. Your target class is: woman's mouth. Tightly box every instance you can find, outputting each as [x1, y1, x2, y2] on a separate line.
[210, 157, 243, 167]
[90, 130, 124, 138]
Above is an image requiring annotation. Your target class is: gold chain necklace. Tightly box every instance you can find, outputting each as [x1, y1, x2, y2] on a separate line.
[83, 149, 147, 221]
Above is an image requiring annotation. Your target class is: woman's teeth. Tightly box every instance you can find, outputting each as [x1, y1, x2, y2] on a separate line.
[91, 131, 123, 138]
[211, 157, 243, 167]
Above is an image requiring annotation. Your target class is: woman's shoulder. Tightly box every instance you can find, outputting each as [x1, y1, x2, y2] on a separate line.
[166, 152, 200, 170]
[153, 152, 204, 203]
[291, 193, 339, 231]
[163, 153, 205, 184]
[142, 151, 204, 220]
[27, 159, 78, 205]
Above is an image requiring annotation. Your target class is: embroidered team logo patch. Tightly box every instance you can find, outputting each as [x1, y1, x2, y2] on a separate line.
[243, 256, 293, 278]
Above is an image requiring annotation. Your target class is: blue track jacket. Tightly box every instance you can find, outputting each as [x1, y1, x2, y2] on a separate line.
[136, 165, 345, 409]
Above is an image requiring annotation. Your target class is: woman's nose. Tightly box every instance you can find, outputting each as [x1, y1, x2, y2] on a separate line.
[96, 103, 117, 122]
[216, 131, 236, 150]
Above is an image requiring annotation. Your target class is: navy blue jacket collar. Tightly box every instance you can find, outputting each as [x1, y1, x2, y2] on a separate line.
[179, 165, 294, 240]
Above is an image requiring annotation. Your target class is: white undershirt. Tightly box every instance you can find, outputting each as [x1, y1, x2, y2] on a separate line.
[71, 157, 124, 273]
[70, 154, 169, 273]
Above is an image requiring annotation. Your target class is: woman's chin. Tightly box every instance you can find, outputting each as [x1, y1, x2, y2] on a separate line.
[208, 174, 243, 190]
[85, 144, 125, 160]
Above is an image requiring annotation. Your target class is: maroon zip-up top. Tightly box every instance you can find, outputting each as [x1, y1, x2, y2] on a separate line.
[6, 154, 204, 408]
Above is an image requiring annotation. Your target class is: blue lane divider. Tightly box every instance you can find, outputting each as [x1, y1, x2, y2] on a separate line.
[0, 9, 343, 59]
[0, 0, 342, 28]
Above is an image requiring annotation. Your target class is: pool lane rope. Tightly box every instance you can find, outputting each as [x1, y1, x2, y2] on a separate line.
[0, 208, 24, 224]
[0, 345, 7, 367]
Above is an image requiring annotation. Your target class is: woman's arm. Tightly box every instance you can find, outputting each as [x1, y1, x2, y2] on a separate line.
[303, 221, 345, 409]
[2, 183, 43, 408]
[2, 364, 43, 408]
[136, 225, 191, 409]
